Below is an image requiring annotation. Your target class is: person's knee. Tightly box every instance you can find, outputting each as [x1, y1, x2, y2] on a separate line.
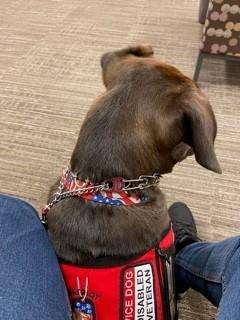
[0, 194, 40, 229]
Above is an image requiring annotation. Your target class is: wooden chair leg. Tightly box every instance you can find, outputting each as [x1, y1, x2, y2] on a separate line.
[193, 52, 204, 82]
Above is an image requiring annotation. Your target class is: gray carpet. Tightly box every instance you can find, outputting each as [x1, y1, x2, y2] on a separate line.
[0, 0, 240, 319]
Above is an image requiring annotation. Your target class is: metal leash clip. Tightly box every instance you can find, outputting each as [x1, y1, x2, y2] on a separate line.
[41, 209, 48, 229]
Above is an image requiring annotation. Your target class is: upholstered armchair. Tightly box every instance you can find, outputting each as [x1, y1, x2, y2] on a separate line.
[194, 0, 240, 81]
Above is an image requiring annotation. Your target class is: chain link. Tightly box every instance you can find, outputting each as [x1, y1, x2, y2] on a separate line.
[123, 173, 161, 190]
[42, 168, 161, 222]
[42, 168, 110, 217]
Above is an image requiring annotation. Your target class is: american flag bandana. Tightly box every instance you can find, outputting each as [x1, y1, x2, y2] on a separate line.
[65, 171, 143, 206]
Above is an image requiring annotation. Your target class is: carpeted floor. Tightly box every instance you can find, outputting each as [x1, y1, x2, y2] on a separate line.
[0, 0, 240, 319]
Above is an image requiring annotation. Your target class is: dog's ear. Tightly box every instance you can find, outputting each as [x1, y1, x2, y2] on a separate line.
[101, 45, 154, 89]
[120, 45, 154, 57]
[101, 45, 153, 68]
[171, 142, 194, 162]
[176, 89, 222, 173]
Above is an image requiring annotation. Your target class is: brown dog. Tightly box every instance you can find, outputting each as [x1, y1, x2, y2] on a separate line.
[46, 45, 221, 266]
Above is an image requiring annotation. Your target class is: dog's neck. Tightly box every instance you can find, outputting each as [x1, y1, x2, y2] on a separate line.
[44, 169, 161, 220]
[47, 170, 170, 265]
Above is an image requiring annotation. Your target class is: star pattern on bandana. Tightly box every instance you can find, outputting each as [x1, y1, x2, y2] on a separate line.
[92, 194, 123, 206]
[65, 172, 144, 206]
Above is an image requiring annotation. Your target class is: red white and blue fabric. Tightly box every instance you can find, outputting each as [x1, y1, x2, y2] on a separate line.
[65, 171, 142, 206]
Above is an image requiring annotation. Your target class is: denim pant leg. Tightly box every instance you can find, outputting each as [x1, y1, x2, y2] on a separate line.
[0, 194, 71, 320]
[175, 237, 240, 320]
[217, 242, 240, 320]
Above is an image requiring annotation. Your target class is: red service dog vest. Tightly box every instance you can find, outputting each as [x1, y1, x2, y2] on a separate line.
[60, 228, 176, 320]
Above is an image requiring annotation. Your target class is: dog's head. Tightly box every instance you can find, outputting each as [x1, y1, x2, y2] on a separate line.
[99, 45, 221, 175]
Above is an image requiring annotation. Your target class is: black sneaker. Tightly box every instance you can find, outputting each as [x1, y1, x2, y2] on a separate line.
[169, 202, 199, 253]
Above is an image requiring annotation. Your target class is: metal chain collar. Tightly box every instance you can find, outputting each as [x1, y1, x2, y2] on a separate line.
[41, 167, 161, 225]
[123, 174, 161, 191]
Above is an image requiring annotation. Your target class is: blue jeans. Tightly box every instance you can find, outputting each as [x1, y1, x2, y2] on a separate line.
[0, 194, 239, 319]
[0, 194, 71, 320]
[176, 238, 240, 319]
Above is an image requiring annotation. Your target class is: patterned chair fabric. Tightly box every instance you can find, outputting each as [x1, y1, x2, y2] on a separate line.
[200, 0, 240, 57]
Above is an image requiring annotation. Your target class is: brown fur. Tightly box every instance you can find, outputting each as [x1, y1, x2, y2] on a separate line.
[47, 45, 221, 265]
